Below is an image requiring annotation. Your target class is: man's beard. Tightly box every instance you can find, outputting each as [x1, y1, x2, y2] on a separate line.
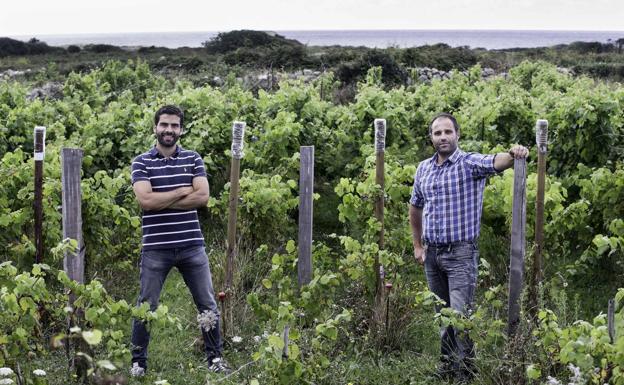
[435, 141, 457, 155]
[157, 131, 179, 147]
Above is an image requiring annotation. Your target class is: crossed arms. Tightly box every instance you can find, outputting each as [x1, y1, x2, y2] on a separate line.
[132, 177, 210, 211]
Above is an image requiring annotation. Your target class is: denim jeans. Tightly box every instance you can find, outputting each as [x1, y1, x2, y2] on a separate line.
[424, 240, 478, 370]
[131, 245, 221, 368]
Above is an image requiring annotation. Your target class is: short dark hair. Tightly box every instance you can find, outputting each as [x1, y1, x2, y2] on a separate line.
[428, 112, 460, 135]
[154, 105, 184, 127]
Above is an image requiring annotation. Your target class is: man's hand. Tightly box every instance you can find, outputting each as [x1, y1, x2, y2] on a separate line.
[509, 145, 529, 159]
[409, 205, 424, 264]
[178, 186, 195, 196]
[414, 245, 425, 265]
[494, 144, 529, 171]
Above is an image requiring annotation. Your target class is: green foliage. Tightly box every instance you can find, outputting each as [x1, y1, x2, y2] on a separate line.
[1, 59, 624, 384]
[0, 261, 177, 383]
[223, 45, 308, 68]
[334, 151, 415, 252]
[203, 30, 307, 68]
[460, 75, 535, 145]
[336, 50, 408, 86]
[209, 170, 300, 252]
[0, 146, 63, 268]
[557, 165, 624, 284]
[247, 241, 351, 384]
[401, 43, 478, 71]
[203, 30, 303, 54]
[481, 168, 567, 278]
[530, 306, 624, 384]
[568, 41, 616, 54]
[544, 81, 620, 176]
[0, 144, 140, 272]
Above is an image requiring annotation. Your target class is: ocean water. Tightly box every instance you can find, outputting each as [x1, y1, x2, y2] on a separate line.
[10, 30, 624, 50]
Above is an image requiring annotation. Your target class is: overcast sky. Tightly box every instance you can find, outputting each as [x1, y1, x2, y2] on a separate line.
[2, 0, 624, 36]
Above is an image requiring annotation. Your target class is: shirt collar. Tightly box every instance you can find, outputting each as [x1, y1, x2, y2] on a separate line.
[429, 147, 464, 165]
[149, 145, 182, 158]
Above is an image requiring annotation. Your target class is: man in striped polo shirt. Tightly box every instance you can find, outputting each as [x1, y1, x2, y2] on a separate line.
[129, 105, 229, 376]
[409, 112, 528, 382]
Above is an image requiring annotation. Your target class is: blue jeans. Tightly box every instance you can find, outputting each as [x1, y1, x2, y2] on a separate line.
[424, 241, 478, 370]
[131, 245, 221, 368]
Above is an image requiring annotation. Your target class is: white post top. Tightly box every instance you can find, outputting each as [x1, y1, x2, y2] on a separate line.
[535, 119, 548, 153]
[231, 121, 246, 159]
[34, 126, 46, 161]
[374, 119, 386, 154]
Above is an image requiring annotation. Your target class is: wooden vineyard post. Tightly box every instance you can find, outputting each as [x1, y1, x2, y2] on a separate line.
[298, 146, 314, 287]
[374, 119, 386, 281]
[373, 119, 386, 329]
[61, 148, 88, 379]
[33, 126, 46, 263]
[530, 119, 548, 316]
[608, 298, 615, 344]
[61, 148, 85, 285]
[282, 325, 290, 359]
[508, 158, 527, 336]
[295, 146, 314, 356]
[224, 121, 245, 337]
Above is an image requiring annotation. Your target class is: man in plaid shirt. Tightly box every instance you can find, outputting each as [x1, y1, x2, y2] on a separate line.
[409, 112, 528, 382]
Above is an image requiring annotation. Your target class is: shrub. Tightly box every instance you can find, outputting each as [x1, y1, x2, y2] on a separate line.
[0, 37, 57, 57]
[83, 44, 123, 53]
[223, 45, 307, 68]
[568, 41, 614, 54]
[336, 49, 407, 86]
[401, 44, 478, 70]
[203, 30, 303, 54]
[67, 45, 81, 53]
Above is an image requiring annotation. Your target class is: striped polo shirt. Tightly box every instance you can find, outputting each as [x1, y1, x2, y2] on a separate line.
[409, 148, 499, 245]
[131, 145, 206, 250]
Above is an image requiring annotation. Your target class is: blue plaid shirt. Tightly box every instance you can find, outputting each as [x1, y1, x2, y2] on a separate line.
[410, 148, 499, 245]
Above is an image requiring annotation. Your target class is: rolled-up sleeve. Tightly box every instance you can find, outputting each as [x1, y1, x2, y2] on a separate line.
[465, 153, 499, 178]
[193, 152, 207, 178]
[131, 155, 149, 185]
[409, 164, 425, 207]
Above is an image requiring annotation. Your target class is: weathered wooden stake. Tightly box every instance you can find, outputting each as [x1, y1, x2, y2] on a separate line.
[373, 119, 387, 329]
[61, 148, 85, 283]
[62, 148, 87, 381]
[298, 146, 314, 287]
[530, 119, 548, 314]
[508, 158, 527, 336]
[385, 284, 391, 333]
[33, 126, 46, 264]
[282, 325, 290, 359]
[225, 121, 245, 336]
[374, 119, 386, 269]
[608, 298, 615, 344]
[61, 148, 85, 284]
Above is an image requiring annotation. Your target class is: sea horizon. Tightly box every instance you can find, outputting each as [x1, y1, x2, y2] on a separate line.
[7, 29, 624, 50]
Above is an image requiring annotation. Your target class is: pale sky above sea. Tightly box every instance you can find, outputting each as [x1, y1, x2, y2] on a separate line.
[2, 0, 624, 36]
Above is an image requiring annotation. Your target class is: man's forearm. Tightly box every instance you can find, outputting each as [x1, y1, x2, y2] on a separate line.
[139, 188, 190, 211]
[409, 205, 423, 247]
[494, 145, 529, 171]
[168, 190, 209, 210]
[493, 152, 514, 171]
